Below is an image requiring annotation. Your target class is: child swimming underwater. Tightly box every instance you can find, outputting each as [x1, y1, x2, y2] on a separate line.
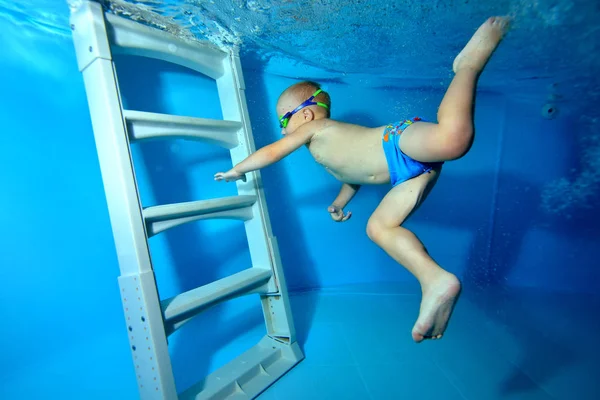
[215, 17, 510, 342]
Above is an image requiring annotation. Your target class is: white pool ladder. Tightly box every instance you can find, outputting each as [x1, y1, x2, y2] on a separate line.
[68, 2, 303, 399]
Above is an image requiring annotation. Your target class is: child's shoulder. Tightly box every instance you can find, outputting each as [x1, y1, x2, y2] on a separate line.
[307, 118, 345, 136]
[313, 118, 363, 130]
[308, 118, 369, 140]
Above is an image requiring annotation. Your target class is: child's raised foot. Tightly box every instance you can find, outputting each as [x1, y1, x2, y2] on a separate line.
[412, 272, 461, 342]
[453, 16, 511, 74]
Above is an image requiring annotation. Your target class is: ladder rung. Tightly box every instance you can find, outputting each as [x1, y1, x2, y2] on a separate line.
[124, 110, 241, 149]
[105, 12, 227, 79]
[143, 196, 256, 237]
[161, 268, 273, 334]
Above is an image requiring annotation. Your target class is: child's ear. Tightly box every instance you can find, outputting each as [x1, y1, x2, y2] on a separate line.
[302, 108, 315, 122]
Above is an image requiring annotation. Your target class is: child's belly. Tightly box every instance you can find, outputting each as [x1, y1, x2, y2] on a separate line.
[311, 132, 391, 185]
[324, 164, 390, 185]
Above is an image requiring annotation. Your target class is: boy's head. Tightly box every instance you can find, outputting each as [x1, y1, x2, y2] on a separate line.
[277, 81, 331, 134]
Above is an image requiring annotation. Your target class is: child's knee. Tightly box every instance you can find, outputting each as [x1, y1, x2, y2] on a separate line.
[439, 123, 474, 160]
[366, 218, 384, 242]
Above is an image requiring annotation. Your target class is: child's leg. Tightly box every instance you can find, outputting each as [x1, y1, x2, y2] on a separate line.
[400, 16, 510, 163]
[366, 168, 460, 342]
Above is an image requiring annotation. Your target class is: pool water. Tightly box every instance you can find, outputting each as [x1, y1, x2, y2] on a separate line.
[1, 1, 599, 399]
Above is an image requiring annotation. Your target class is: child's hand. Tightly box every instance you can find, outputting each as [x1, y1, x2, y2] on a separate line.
[328, 205, 351, 222]
[214, 169, 246, 182]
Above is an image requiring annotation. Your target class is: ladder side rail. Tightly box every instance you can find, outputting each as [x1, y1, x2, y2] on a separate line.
[70, 2, 177, 398]
[216, 52, 299, 344]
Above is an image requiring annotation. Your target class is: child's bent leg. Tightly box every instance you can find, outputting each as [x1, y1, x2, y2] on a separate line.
[399, 17, 510, 163]
[366, 169, 461, 342]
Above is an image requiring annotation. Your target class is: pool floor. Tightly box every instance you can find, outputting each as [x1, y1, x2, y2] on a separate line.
[257, 283, 599, 400]
[1, 283, 597, 399]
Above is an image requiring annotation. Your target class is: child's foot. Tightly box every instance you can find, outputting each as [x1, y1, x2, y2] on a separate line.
[412, 272, 461, 342]
[453, 16, 511, 74]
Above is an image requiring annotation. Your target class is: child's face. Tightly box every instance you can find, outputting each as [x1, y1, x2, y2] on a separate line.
[276, 96, 310, 136]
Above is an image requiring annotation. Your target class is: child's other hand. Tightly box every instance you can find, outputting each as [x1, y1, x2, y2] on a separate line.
[328, 205, 351, 222]
[214, 169, 246, 182]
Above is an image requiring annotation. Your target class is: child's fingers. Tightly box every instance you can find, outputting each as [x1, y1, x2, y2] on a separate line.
[215, 172, 232, 182]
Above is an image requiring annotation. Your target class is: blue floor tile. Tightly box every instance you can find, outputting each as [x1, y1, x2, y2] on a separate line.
[359, 359, 466, 400]
[298, 321, 356, 366]
[271, 364, 371, 400]
[422, 298, 555, 400]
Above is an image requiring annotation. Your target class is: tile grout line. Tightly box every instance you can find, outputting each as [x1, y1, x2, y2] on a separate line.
[338, 320, 375, 400]
[473, 297, 560, 400]
[502, 351, 558, 400]
[430, 354, 470, 400]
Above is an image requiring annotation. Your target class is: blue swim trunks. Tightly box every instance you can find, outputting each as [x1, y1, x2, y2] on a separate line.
[382, 117, 443, 187]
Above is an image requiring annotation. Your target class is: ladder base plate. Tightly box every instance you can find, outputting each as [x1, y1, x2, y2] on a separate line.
[179, 335, 304, 400]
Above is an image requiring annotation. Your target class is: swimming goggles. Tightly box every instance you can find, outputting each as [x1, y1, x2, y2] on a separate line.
[278, 89, 329, 128]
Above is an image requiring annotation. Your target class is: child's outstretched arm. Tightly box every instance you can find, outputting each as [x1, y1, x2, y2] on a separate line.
[328, 183, 360, 222]
[214, 127, 315, 182]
